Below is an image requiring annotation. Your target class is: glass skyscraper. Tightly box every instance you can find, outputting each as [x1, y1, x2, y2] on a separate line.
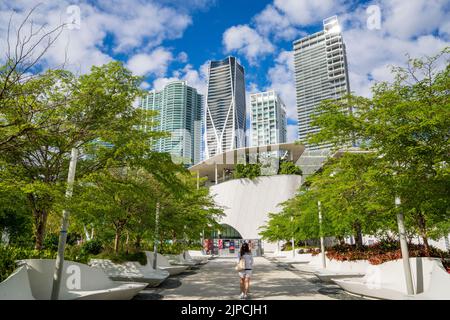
[293, 16, 350, 150]
[140, 80, 203, 166]
[250, 90, 287, 147]
[205, 56, 246, 158]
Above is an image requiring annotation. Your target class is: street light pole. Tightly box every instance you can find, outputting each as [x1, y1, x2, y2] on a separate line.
[395, 196, 414, 295]
[152, 201, 160, 270]
[290, 215, 295, 258]
[318, 201, 326, 269]
[51, 147, 78, 300]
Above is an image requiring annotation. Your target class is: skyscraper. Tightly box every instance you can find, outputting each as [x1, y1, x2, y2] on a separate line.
[293, 16, 350, 149]
[205, 56, 246, 158]
[140, 80, 203, 165]
[250, 90, 287, 146]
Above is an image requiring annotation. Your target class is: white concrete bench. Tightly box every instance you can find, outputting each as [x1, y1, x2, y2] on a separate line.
[145, 251, 188, 276]
[89, 258, 169, 287]
[333, 257, 449, 300]
[187, 250, 213, 260]
[292, 254, 329, 274]
[314, 259, 370, 282]
[185, 251, 208, 264]
[0, 259, 145, 300]
[406, 261, 450, 300]
[166, 253, 200, 266]
[276, 253, 313, 264]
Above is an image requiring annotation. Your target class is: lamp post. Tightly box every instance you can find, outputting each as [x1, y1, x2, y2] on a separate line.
[290, 215, 295, 258]
[318, 200, 326, 269]
[152, 202, 160, 270]
[51, 147, 78, 300]
[395, 196, 414, 295]
[276, 225, 280, 255]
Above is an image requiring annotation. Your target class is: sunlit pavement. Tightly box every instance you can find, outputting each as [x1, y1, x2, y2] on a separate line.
[134, 256, 365, 300]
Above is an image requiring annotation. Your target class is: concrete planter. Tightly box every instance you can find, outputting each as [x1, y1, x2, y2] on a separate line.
[333, 257, 450, 300]
[0, 259, 146, 300]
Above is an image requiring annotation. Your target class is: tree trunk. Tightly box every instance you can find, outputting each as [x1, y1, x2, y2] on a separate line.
[28, 194, 50, 251]
[417, 212, 430, 256]
[114, 229, 122, 253]
[135, 235, 141, 250]
[354, 222, 363, 249]
[33, 209, 49, 250]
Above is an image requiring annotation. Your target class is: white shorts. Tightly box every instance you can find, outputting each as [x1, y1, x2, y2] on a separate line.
[239, 270, 252, 278]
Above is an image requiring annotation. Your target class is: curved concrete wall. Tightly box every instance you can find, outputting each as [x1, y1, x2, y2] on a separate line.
[209, 175, 302, 250]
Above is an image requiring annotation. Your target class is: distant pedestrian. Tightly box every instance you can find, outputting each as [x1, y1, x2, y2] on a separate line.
[237, 242, 253, 299]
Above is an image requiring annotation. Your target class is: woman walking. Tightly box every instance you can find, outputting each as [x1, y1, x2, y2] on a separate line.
[237, 242, 253, 299]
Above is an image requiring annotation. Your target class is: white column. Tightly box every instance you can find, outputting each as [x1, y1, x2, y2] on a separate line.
[318, 201, 326, 269]
[215, 163, 218, 185]
[396, 196, 414, 295]
[51, 148, 78, 300]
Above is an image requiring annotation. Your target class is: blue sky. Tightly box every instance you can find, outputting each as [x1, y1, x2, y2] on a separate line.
[1, 0, 449, 141]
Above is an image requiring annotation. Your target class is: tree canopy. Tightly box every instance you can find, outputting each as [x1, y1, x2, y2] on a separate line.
[260, 48, 450, 254]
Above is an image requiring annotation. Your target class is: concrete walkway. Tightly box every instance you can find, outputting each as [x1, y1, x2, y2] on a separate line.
[134, 256, 364, 300]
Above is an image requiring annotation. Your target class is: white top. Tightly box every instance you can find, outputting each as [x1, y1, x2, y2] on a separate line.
[237, 253, 254, 270]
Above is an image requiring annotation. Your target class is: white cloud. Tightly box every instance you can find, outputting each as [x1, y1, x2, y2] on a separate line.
[382, 0, 449, 39]
[153, 76, 179, 91]
[274, 0, 347, 25]
[0, 1, 193, 74]
[151, 61, 209, 94]
[177, 51, 188, 63]
[222, 25, 275, 64]
[344, 13, 449, 97]
[180, 63, 209, 94]
[126, 48, 173, 76]
[140, 81, 150, 89]
[253, 5, 302, 41]
[266, 50, 297, 120]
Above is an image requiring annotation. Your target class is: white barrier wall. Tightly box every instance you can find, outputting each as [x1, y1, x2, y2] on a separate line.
[209, 175, 302, 252]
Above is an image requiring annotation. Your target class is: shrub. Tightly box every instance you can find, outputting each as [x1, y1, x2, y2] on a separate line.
[159, 242, 186, 255]
[0, 245, 56, 282]
[186, 243, 202, 250]
[81, 239, 103, 255]
[234, 163, 261, 179]
[94, 250, 147, 265]
[65, 245, 90, 264]
[43, 233, 59, 251]
[325, 240, 450, 265]
[278, 161, 302, 175]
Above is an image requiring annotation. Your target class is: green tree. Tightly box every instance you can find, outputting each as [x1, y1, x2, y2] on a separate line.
[0, 62, 163, 250]
[234, 163, 262, 179]
[278, 160, 302, 175]
[261, 49, 449, 252]
[308, 48, 450, 253]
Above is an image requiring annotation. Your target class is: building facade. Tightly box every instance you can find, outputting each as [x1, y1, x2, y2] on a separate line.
[293, 16, 350, 150]
[140, 80, 203, 166]
[250, 90, 287, 147]
[205, 56, 246, 158]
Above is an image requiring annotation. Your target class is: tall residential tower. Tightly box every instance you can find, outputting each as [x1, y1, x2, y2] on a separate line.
[250, 90, 287, 147]
[293, 16, 350, 149]
[205, 56, 246, 158]
[140, 80, 203, 165]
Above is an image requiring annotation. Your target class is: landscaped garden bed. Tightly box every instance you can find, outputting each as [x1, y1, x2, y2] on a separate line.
[315, 240, 450, 271]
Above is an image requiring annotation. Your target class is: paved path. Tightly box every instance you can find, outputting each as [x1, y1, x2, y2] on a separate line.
[134, 256, 364, 300]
